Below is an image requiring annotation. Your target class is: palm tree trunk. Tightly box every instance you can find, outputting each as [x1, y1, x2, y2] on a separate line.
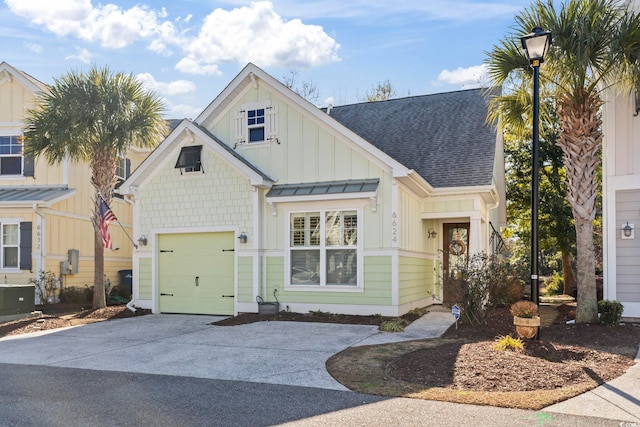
[557, 90, 601, 323]
[574, 219, 597, 321]
[93, 226, 106, 309]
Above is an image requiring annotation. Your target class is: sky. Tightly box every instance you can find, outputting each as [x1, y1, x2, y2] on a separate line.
[1, 0, 528, 119]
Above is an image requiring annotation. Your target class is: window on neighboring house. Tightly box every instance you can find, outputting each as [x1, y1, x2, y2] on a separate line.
[289, 210, 358, 287]
[0, 136, 23, 176]
[114, 155, 131, 199]
[235, 102, 277, 145]
[175, 145, 203, 174]
[2, 223, 19, 268]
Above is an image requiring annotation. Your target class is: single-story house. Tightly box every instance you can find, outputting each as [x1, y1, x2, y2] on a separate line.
[118, 63, 506, 316]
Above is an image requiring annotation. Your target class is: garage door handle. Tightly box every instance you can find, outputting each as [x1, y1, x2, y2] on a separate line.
[222, 249, 234, 252]
[161, 293, 174, 296]
[222, 294, 234, 298]
[160, 250, 174, 253]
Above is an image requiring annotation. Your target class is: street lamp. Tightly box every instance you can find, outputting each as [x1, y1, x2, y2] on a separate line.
[521, 27, 552, 338]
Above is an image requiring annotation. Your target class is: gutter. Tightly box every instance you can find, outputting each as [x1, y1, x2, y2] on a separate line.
[122, 196, 137, 314]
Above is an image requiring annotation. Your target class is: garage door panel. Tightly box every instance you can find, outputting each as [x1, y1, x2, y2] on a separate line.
[158, 232, 234, 315]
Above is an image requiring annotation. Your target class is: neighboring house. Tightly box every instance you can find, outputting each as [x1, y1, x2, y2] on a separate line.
[0, 61, 146, 300]
[119, 63, 506, 317]
[602, 88, 640, 318]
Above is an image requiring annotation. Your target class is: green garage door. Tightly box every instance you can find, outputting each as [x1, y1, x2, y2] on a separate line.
[158, 232, 235, 315]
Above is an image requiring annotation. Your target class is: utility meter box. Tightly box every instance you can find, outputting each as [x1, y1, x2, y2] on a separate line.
[68, 249, 79, 274]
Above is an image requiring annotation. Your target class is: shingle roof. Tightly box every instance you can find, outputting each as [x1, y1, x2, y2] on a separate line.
[326, 88, 497, 188]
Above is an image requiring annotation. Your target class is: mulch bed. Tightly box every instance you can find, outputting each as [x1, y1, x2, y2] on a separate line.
[0, 304, 151, 337]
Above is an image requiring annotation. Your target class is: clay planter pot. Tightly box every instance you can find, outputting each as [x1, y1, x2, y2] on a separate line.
[513, 316, 541, 339]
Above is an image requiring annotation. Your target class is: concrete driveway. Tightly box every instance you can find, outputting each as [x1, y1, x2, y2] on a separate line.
[0, 312, 455, 390]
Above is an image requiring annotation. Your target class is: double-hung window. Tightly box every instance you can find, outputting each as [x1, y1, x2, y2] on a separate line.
[2, 223, 19, 268]
[235, 101, 277, 145]
[0, 136, 23, 176]
[289, 210, 359, 287]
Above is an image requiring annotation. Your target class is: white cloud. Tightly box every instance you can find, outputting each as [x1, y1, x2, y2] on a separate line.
[436, 64, 489, 88]
[6, 1, 340, 74]
[65, 48, 94, 64]
[24, 42, 43, 53]
[136, 73, 196, 96]
[164, 101, 203, 120]
[5, 0, 178, 52]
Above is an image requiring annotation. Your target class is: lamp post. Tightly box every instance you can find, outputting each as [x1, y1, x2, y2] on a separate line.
[521, 27, 552, 339]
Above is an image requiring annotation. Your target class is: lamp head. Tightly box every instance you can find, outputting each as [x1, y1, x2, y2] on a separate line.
[521, 27, 552, 65]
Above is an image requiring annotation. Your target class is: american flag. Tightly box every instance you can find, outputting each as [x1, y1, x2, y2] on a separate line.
[98, 197, 117, 249]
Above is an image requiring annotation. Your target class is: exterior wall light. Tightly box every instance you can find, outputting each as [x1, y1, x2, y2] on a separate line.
[622, 222, 634, 239]
[137, 235, 148, 246]
[238, 232, 248, 244]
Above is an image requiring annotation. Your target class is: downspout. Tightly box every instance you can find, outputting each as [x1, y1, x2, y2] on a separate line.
[123, 195, 137, 313]
[32, 204, 46, 277]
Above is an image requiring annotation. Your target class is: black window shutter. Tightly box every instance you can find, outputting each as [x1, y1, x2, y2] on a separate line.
[125, 158, 131, 178]
[19, 222, 32, 271]
[23, 153, 35, 177]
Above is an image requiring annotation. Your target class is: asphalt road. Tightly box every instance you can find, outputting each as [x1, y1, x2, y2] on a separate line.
[0, 364, 625, 427]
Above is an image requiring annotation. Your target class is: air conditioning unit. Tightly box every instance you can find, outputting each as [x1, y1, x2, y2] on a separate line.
[0, 285, 35, 322]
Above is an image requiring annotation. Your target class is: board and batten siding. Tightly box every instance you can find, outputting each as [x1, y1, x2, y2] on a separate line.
[138, 146, 254, 235]
[237, 256, 254, 303]
[616, 189, 640, 303]
[398, 185, 427, 252]
[264, 256, 392, 310]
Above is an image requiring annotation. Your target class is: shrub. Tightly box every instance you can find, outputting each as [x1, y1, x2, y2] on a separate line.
[448, 253, 525, 324]
[29, 271, 60, 305]
[510, 300, 539, 318]
[379, 318, 409, 332]
[60, 285, 92, 305]
[543, 272, 564, 296]
[598, 300, 624, 326]
[493, 335, 525, 351]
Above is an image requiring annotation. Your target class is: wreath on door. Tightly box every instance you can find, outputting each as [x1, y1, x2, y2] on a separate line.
[449, 239, 466, 256]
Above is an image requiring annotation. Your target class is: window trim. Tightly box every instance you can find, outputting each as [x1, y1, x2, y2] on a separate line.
[285, 207, 363, 291]
[175, 145, 204, 174]
[0, 135, 24, 177]
[235, 101, 277, 146]
[0, 219, 22, 271]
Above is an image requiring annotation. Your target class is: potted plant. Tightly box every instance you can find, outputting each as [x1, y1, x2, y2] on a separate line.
[510, 300, 540, 338]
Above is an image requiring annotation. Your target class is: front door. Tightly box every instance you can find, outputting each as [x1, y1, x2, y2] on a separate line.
[442, 223, 469, 305]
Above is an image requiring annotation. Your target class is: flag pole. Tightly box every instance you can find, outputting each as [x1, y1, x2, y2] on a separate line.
[116, 218, 138, 249]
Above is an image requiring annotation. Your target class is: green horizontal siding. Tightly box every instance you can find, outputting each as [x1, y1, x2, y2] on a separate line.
[399, 256, 434, 305]
[139, 258, 152, 300]
[237, 256, 254, 303]
[264, 255, 392, 306]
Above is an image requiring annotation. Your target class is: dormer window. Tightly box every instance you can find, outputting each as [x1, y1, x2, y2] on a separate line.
[175, 145, 203, 174]
[235, 101, 278, 145]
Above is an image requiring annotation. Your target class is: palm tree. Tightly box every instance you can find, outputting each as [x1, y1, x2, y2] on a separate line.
[24, 66, 167, 309]
[486, 0, 640, 323]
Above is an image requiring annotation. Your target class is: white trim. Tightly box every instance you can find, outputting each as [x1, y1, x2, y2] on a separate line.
[421, 211, 479, 220]
[283, 207, 363, 290]
[151, 226, 238, 315]
[252, 187, 261, 300]
[267, 190, 377, 205]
